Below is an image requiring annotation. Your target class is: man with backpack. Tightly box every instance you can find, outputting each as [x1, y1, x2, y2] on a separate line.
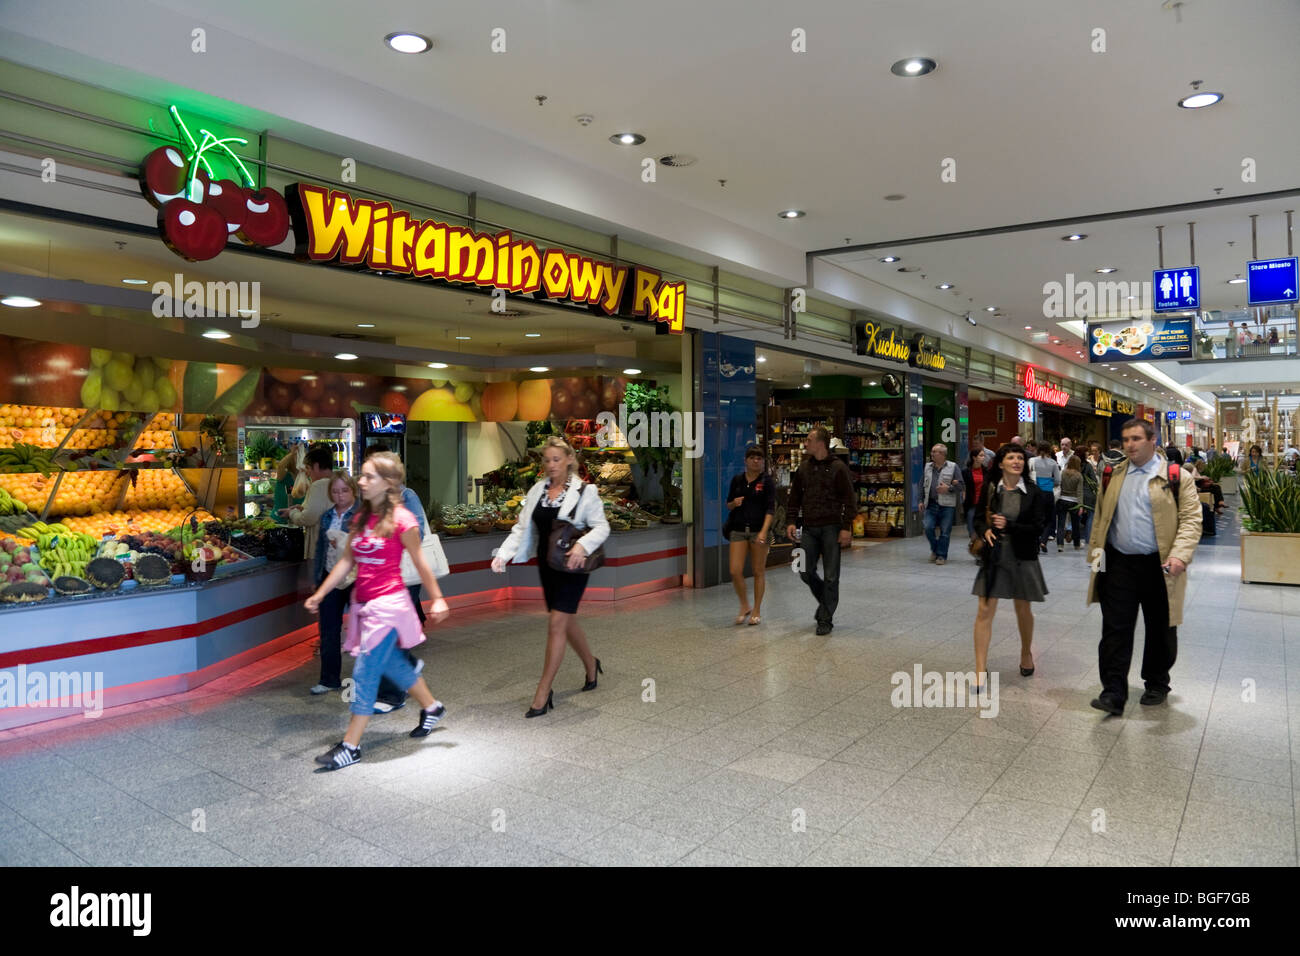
[1086, 419, 1202, 716]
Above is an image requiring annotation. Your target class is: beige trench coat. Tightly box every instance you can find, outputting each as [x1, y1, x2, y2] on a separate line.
[1085, 456, 1203, 626]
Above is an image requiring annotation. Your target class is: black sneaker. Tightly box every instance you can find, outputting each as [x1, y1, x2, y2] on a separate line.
[815, 622, 832, 636]
[315, 741, 361, 770]
[1139, 689, 1168, 706]
[1089, 695, 1124, 716]
[410, 703, 447, 738]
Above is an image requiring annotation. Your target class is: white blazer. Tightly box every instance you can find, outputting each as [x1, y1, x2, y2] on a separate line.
[495, 475, 611, 565]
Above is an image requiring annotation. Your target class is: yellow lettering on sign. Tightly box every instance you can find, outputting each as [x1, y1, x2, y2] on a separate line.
[632, 268, 660, 316]
[388, 213, 418, 273]
[598, 264, 629, 315]
[495, 232, 512, 287]
[412, 221, 447, 278]
[296, 184, 373, 263]
[541, 248, 570, 297]
[368, 203, 391, 268]
[509, 240, 542, 293]
[448, 228, 495, 285]
[568, 256, 605, 304]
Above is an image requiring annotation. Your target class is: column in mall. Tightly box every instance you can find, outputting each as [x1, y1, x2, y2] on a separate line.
[904, 372, 924, 538]
[955, 384, 970, 469]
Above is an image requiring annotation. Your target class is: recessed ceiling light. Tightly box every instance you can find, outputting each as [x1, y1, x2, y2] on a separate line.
[1227, 276, 1246, 284]
[202, 330, 230, 339]
[524, 332, 541, 338]
[1024, 325, 1034, 330]
[121, 278, 149, 285]
[1178, 91, 1223, 109]
[1095, 268, 1118, 274]
[428, 363, 449, 369]
[529, 366, 549, 373]
[1, 296, 40, 308]
[756, 356, 766, 363]
[890, 57, 936, 77]
[623, 368, 642, 375]
[455, 335, 471, 340]
[868, 381, 878, 386]
[1062, 234, 1087, 241]
[778, 209, 805, 219]
[936, 283, 954, 290]
[879, 256, 900, 263]
[802, 383, 811, 389]
[610, 132, 645, 146]
[384, 32, 432, 53]
[335, 353, 358, 361]
[357, 323, 376, 328]
[985, 306, 997, 312]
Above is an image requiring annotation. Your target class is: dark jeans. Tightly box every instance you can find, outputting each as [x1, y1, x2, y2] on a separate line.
[798, 524, 842, 626]
[1079, 508, 1093, 549]
[375, 585, 426, 705]
[1055, 500, 1082, 549]
[923, 501, 955, 560]
[317, 583, 352, 688]
[1097, 546, 1178, 702]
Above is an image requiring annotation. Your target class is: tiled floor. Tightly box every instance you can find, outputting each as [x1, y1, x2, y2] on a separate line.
[2, 499, 1297, 866]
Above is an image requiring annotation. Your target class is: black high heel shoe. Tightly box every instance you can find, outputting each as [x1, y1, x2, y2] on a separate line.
[581, 658, 603, 692]
[1020, 664, 1035, 677]
[524, 690, 554, 718]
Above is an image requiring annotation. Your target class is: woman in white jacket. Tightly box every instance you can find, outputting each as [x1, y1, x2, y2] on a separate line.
[492, 436, 610, 717]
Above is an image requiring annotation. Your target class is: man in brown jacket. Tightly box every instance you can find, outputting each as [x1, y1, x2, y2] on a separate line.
[785, 426, 856, 635]
[1086, 419, 1202, 715]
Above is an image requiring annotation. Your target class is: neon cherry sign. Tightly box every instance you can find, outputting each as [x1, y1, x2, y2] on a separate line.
[1022, 366, 1069, 406]
[139, 106, 290, 261]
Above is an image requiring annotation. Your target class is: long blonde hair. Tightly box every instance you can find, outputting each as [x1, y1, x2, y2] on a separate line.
[542, 435, 578, 479]
[349, 451, 405, 542]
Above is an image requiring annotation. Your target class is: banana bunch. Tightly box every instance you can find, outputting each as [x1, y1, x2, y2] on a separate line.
[0, 443, 55, 474]
[34, 526, 99, 580]
[14, 520, 76, 541]
[0, 487, 27, 516]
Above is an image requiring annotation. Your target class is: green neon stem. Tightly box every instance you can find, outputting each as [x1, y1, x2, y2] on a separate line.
[199, 129, 256, 188]
[186, 130, 218, 202]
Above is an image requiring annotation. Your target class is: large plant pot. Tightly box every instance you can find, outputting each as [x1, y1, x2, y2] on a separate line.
[1240, 530, 1300, 585]
[1220, 475, 1239, 495]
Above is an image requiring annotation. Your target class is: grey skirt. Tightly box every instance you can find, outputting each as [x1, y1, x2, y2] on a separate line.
[972, 541, 1048, 602]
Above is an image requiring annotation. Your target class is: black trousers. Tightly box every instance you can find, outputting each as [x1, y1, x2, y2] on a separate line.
[799, 524, 843, 625]
[1097, 546, 1178, 701]
[317, 583, 352, 688]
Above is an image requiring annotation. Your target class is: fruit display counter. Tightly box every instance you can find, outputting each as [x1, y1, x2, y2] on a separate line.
[432, 522, 688, 609]
[0, 557, 316, 730]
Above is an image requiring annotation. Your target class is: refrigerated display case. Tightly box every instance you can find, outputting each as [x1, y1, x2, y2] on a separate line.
[236, 417, 356, 518]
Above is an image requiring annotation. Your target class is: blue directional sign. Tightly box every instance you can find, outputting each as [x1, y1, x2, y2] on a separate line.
[1246, 257, 1299, 307]
[1166, 411, 1177, 421]
[1153, 266, 1200, 312]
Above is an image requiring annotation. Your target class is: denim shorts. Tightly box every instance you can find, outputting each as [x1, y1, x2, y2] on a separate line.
[350, 628, 419, 716]
[729, 529, 767, 543]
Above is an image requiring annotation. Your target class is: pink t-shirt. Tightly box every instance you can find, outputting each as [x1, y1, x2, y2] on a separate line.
[350, 505, 417, 603]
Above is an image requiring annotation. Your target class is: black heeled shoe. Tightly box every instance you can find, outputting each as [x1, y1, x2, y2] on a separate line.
[524, 690, 554, 718]
[581, 658, 603, 692]
[1020, 663, 1035, 677]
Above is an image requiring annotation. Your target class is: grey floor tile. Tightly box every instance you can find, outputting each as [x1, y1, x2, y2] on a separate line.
[930, 819, 1059, 866]
[0, 820, 86, 865]
[673, 846, 763, 867]
[503, 802, 620, 854]
[988, 765, 1092, 809]
[797, 761, 900, 802]
[960, 793, 1074, 842]
[800, 834, 923, 866]
[358, 806, 483, 859]
[1187, 772, 1293, 818]
[706, 812, 833, 865]
[726, 748, 826, 784]
[838, 803, 962, 854]
[617, 752, 718, 793]
[1178, 799, 1295, 848]
[429, 830, 583, 866]
[569, 821, 697, 866]
[631, 794, 748, 845]
[757, 785, 872, 833]
[1056, 810, 1178, 865]
[661, 734, 760, 767]
[677, 768, 792, 810]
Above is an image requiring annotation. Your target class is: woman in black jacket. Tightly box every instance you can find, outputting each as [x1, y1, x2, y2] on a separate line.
[971, 443, 1050, 692]
[725, 445, 776, 625]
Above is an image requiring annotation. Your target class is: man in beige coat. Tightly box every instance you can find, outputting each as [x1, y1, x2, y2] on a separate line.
[1086, 419, 1202, 715]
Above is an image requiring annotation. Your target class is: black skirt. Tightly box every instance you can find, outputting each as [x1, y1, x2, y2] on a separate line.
[532, 503, 589, 614]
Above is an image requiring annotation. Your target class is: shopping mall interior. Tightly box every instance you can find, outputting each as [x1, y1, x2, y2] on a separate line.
[0, 0, 1297, 879]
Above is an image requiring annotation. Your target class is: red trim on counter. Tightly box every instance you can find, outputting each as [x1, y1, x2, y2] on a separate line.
[0, 591, 304, 669]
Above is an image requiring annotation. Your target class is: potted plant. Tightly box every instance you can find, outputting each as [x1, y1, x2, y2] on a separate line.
[1238, 467, 1300, 585]
[623, 381, 684, 517]
[1201, 453, 1237, 494]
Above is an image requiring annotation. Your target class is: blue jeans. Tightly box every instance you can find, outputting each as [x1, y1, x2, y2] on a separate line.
[923, 501, 956, 560]
[350, 628, 419, 717]
[798, 524, 843, 625]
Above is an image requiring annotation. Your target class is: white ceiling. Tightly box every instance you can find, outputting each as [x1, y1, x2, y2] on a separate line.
[2, 0, 1297, 398]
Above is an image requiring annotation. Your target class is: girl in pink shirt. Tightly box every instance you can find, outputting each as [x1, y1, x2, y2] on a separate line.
[305, 452, 450, 771]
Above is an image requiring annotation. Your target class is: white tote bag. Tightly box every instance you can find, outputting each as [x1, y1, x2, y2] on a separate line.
[401, 531, 451, 585]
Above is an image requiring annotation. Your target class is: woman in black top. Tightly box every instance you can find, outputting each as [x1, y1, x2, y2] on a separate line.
[726, 445, 776, 625]
[971, 443, 1050, 692]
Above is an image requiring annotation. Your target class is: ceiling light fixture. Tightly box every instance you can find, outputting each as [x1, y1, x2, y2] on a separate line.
[890, 57, 937, 77]
[335, 353, 358, 361]
[357, 323, 376, 328]
[778, 209, 805, 219]
[879, 256, 900, 263]
[428, 362, 448, 369]
[1, 296, 40, 308]
[1062, 234, 1087, 241]
[121, 278, 149, 285]
[1095, 267, 1118, 274]
[524, 332, 541, 338]
[802, 383, 811, 389]
[1024, 325, 1034, 330]
[455, 335, 471, 340]
[623, 368, 642, 375]
[936, 283, 953, 290]
[610, 132, 645, 146]
[201, 330, 230, 339]
[384, 32, 432, 54]
[1178, 91, 1223, 109]
[1227, 276, 1246, 284]
[985, 306, 997, 312]
[529, 366, 549, 373]
[756, 356, 766, 363]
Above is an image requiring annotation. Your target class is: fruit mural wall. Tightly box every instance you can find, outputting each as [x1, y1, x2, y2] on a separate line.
[0, 333, 625, 424]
